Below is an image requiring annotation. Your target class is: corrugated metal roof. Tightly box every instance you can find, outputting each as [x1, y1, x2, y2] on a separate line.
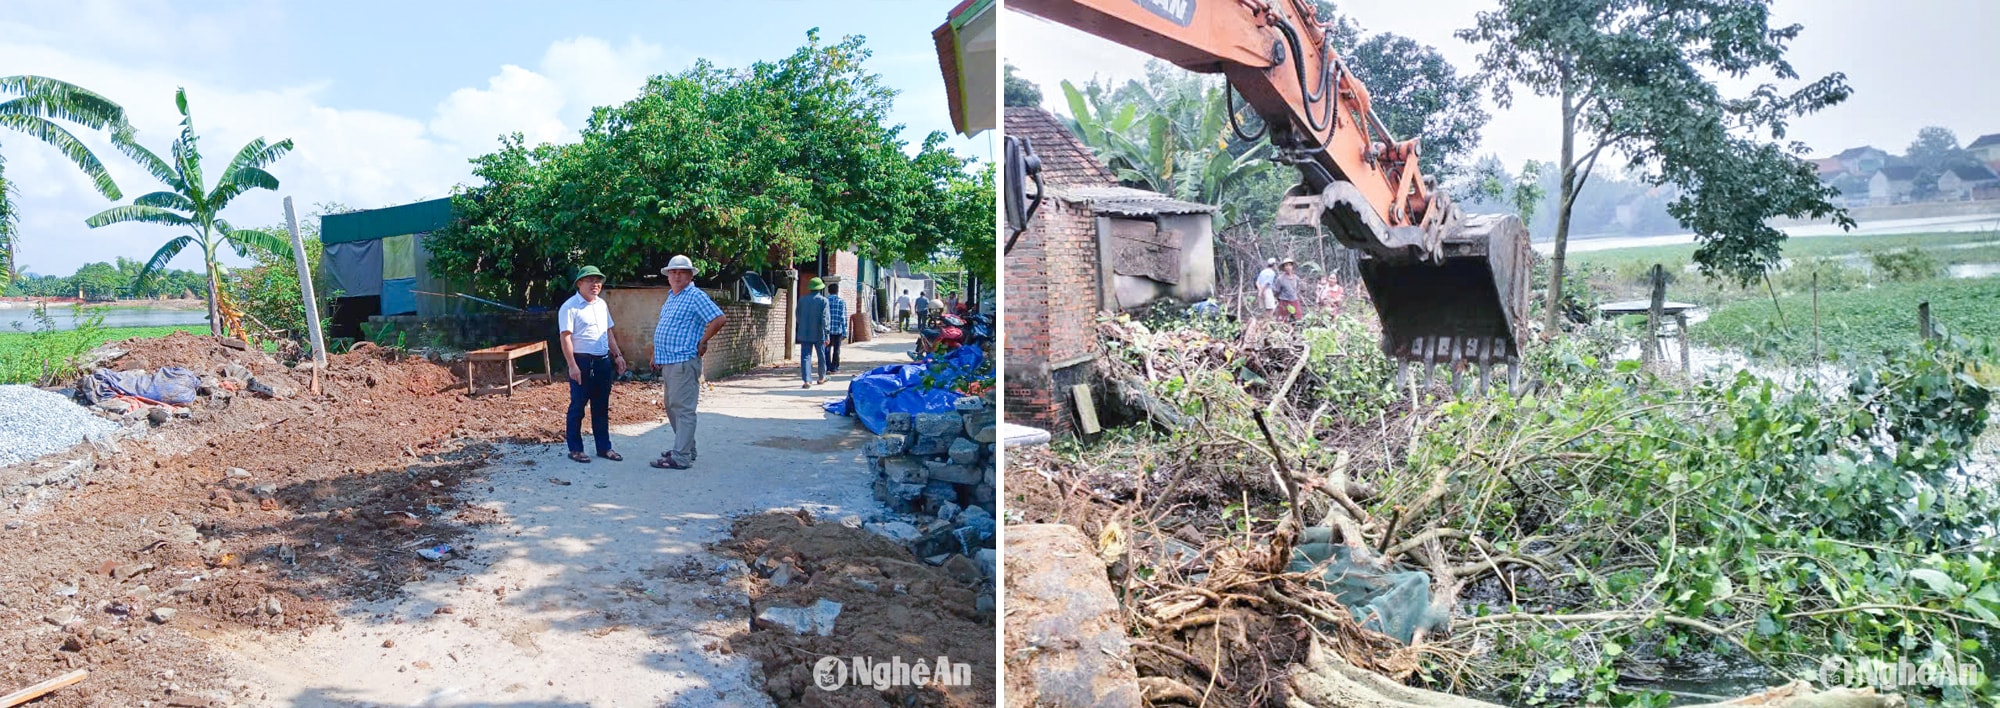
[1054, 185, 1218, 216]
[322, 197, 454, 244]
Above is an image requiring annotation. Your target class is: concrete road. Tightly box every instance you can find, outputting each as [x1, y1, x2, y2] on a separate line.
[216, 334, 919, 707]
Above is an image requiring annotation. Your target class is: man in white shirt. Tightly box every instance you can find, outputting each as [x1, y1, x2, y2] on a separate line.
[559, 265, 627, 464]
[894, 290, 914, 332]
[1256, 257, 1279, 315]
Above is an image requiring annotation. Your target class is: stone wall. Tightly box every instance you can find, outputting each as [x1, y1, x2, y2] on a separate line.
[862, 395, 998, 562]
[604, 286, 792, 381]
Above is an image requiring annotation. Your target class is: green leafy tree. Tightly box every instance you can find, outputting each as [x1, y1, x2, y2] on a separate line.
[1, 75, 130, 288]
[70, 261, 125, 300]
[1003, 63, 1042, 108]
[432, 33, 986, 304]
[86, 88, 294, 336]
[1905, 126, 1979, 199]
[1059, 68, 1274, 226]
[226, 201, 348, 346]
[1461, 0, 1853, 335]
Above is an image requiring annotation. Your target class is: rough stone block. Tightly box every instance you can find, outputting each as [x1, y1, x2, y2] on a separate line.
[1005, 524, 1144, 708]
[947, 437, 981, 465]
[972, 482, 995, 505]
[963, 409, 996, 439]
[953, 396, 986, 412]
[884, 458, 928, 486]
[869, 433, 909, 458]
[913, 412, 963, 440]
[924, 459, 981, 486]
[884, 412, 914, 434]
[908, 435, 952, 457]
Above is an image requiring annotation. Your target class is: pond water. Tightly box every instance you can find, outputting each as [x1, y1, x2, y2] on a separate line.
[0, 304, 209, 332]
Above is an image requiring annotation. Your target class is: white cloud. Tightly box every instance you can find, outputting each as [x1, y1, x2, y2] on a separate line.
[2, 24, 672, 277]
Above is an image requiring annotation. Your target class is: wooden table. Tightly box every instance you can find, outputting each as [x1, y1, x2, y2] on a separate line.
[465, 341, 550, 396]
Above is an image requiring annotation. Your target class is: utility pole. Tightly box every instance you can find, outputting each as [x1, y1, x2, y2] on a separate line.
[283, 197, 327, 370]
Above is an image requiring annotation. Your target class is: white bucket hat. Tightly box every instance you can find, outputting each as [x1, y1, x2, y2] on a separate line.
[659, 254, 700, 277]
[1266, 257, 1278, 266]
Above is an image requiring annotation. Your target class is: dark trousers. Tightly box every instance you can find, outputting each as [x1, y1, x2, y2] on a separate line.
[566, 353, 614, 454]
[827, 334, 844, 371]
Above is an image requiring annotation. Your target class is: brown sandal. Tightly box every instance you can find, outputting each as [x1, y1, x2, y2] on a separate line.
[569, 451, 591, 463]
[598, 450, 623, 461]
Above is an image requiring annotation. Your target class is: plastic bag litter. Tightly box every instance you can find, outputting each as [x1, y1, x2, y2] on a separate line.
[823, 346, 986, 434]
[1288, 527, 1448, 644]
[80, 367, 202, 405]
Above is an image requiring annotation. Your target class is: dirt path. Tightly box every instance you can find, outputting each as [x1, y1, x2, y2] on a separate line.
[215, 335, 918, 707]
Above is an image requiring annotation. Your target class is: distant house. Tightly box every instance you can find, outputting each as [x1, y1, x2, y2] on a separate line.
[1869, 165, 1919, 205]
[1937, 164, 2000, 201]
[1968, 133, 2000, 164]
[1828, 173, 1873, 208]
[1811, 157, 1844, 179]
[1835, 146, 1890, 177]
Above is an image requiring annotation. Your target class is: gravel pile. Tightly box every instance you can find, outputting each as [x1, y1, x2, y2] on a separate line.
[0, 385, 120, 468]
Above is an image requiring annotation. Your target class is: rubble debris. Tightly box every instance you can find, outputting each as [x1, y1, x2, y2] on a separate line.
[754, 598, 842, 636]
[0, 385, 120, 468]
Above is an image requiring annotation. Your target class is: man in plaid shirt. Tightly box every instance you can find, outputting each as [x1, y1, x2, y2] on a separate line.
[649, 255, 727, 470]
[825, 282, 849, 373]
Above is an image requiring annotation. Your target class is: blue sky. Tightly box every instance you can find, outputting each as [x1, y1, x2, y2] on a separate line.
[3, 0, 988, 277]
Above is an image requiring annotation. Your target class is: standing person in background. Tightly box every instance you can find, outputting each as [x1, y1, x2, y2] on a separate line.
[826, 282, 849, 373]
[915, 290, 931, 329]
[558, 266, 625, 464]
[649, 255, 726, 471]
[1256, 257, 1279, 317]
[1273, 258, 1304, 322]
[796, 277, 831, 388]
[894, 290, 914, 332]
[1317, 275, 1346, 317]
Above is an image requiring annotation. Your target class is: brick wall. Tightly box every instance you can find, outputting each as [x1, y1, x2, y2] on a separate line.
[826, 251, 873, 343]
[604, 285, 792, 381]
[1005, 196, 1103, 436]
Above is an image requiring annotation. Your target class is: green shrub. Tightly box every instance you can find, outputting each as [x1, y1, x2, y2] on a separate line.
[1869, 247, 1943, 282]
[0, 306, 107, 385]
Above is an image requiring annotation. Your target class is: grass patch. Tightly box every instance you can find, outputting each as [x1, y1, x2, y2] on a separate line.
[1691, 276, 2000, 363]
[0, 323, 203, 385]
[1568, 230, 2000, 271]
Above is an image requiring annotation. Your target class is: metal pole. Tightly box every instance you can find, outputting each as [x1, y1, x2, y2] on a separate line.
[283, 197, 327, 366]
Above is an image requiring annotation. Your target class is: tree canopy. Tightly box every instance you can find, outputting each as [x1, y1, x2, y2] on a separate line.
[1, 75, 131, 287]
[1461, 0, 1852, 332]
[1004, 63, 1043, 108]
[429, 32, 993, 306]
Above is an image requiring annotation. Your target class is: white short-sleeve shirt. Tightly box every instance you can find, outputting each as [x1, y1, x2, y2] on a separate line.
[559, 293, 614, 356]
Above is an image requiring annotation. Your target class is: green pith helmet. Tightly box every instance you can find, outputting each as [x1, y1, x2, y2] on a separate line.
[807, 277, 825, 291]
[573, 265, 605, 284]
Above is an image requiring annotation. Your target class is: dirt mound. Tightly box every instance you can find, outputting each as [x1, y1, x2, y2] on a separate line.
[0, 333, 659, 706]
[717, 511, 995, 708]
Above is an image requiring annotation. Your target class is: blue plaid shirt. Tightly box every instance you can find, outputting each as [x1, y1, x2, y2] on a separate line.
[827, 295, 849, 336]
[652, 286, 724, 365]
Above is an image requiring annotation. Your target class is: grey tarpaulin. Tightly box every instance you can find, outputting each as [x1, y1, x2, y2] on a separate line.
[323, 239, 383, 297]
[1288, 527, 1447, 644]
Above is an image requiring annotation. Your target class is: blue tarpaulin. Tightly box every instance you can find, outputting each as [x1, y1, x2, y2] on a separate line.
[823, 346, 986, 434]
[83, 367, 201, 405]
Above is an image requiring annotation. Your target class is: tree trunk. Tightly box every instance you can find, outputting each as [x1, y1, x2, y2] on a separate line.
[1543, 82, 1578, 337]
[205, 258, 223, 338]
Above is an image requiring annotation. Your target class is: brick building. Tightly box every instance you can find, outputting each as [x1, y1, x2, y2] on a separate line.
[606, 285, 793, 381]
[1004, 107, 1218, 436]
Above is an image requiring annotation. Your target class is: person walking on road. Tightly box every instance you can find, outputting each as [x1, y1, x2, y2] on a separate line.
[559, 266, 626, 463]
[825, 282, 848, 373]
[796, 277, 831, 388]
[894, 290, 913, 332]
[1274, 258, 1304, 322]
[650, 255, 726, 470]
[914, 291, 931, 329]
[1256, 257, 1279, 317]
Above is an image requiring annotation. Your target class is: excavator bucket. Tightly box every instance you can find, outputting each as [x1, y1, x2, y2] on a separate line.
[1361, 213, 1532, 394]
[1284, 184, 1532, 393]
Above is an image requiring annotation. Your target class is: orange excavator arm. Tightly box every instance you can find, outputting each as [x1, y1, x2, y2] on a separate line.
[1012, 0, 1533, 391]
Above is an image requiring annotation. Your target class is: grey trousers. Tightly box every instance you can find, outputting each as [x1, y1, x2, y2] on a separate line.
[661, 358, 702, 460]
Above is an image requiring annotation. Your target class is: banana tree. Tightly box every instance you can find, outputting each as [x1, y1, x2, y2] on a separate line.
[0, 75, 130, 288]
[87, 88, 293, 336]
